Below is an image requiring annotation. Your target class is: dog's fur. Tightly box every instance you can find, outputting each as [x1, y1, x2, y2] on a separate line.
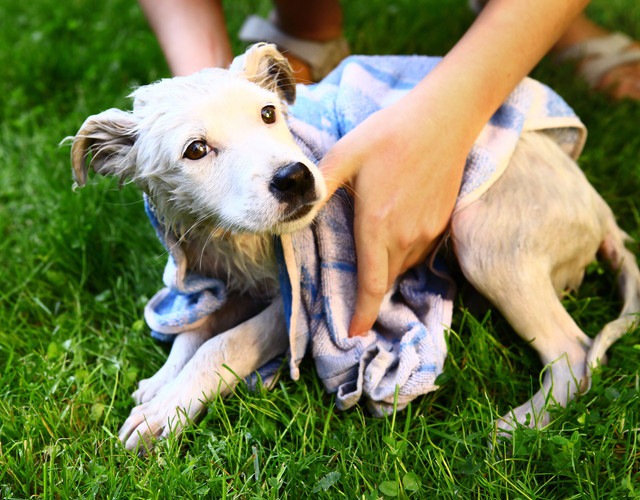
[70, 44, 640, 452]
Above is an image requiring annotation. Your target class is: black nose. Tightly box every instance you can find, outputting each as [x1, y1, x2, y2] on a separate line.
[269, 162, 316, 203]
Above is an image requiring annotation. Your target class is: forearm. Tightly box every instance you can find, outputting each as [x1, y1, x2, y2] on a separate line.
[405, 0, 589, 155]
[138, 0, 233, 75]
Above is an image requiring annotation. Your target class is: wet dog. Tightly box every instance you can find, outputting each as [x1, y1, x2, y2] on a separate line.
[70, 44, 640, 452]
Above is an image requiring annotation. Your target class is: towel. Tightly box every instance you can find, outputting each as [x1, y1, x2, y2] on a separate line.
[144, 55, 586, 415]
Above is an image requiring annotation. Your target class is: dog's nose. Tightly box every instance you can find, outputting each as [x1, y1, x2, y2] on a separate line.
[269, 162, 315, 202]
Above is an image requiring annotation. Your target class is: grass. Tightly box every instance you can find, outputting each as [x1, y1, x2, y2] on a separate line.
[1, 0, 639, 498]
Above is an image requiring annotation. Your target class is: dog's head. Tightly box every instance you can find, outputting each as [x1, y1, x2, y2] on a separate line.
[70, 43, 326, 235]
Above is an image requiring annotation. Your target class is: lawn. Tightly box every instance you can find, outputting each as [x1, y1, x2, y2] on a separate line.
[0, 0, 639, 498]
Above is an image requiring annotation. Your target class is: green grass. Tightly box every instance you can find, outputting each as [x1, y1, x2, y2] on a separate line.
[1, 0, 639, 498]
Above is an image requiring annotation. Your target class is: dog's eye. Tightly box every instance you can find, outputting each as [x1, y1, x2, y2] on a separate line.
[183, 140, 209, 160]
[261, 105, 276, 124]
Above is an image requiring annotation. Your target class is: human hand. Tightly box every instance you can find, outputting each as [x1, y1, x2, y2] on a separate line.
[320, 92, 472, 337]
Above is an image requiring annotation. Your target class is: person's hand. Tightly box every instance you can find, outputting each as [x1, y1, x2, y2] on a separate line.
[316, 0, 592, 337]
[320, 89, 473, 337]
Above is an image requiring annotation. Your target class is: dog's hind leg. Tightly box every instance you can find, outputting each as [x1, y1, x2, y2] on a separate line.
[453, 253, 592, 432]
[451, 131, 625, 434]
[485, 278, 592, 432]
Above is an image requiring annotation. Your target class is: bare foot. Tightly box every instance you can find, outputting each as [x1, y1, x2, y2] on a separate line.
[598, 54, 640, 100]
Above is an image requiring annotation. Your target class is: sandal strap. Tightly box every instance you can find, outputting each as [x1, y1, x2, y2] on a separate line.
[556, 32, 634, 60]
[555, 32, 640, 87]
[239, 15, 349, 81]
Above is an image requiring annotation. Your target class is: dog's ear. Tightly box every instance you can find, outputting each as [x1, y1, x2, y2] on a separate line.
[69, 108, 138, 188]
[230, 43, 296, 104]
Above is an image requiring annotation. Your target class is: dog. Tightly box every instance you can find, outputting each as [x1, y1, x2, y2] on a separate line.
[70, 44, 640, 452]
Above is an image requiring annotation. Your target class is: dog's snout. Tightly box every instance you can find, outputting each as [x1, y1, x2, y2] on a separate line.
[269, 162, 315, 202]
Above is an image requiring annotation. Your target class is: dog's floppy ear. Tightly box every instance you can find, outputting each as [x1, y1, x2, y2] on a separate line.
[230, 43, 296, 104]
[70, 108, 138, 188]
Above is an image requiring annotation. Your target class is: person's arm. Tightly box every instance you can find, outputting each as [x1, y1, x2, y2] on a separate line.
[138, 0, 233, 75]
[319, 0, 590, 336]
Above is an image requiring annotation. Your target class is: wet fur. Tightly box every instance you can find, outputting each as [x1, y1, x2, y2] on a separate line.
[69, 44, 640, 452]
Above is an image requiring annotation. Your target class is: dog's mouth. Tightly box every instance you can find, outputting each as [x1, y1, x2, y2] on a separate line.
[281, 203, 315, 222]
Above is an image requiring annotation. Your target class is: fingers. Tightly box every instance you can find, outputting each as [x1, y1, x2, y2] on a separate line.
[317, 143, 361, 201]
[348, 231, 437, 338]
[348, 243, 389, 337]
[348, 225, 411, 337]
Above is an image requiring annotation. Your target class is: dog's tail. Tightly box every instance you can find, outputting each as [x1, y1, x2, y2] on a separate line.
[587, 226, 640, 375]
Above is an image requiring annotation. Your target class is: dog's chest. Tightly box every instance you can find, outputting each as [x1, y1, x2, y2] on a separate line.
[182, 231, 280, 298]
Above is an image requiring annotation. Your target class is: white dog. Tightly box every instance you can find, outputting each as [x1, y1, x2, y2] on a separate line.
[70, 44, 640, 452]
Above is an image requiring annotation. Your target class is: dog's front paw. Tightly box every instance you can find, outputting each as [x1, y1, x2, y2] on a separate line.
[118, 383, 206, 453]
[131, 370, 176, 405]
[131, 329, 215, 405]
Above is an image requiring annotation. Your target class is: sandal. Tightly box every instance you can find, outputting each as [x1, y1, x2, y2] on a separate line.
[239, 14, 350, 82]
[554, 32, 640, 89]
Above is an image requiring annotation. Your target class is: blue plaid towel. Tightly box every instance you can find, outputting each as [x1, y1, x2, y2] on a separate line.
[144, 55, 586, 415]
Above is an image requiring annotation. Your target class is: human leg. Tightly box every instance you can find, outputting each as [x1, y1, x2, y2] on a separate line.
[139, 0, 233, 76]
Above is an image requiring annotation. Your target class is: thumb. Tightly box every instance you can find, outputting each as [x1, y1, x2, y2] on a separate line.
[318, 140, 361, 200]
